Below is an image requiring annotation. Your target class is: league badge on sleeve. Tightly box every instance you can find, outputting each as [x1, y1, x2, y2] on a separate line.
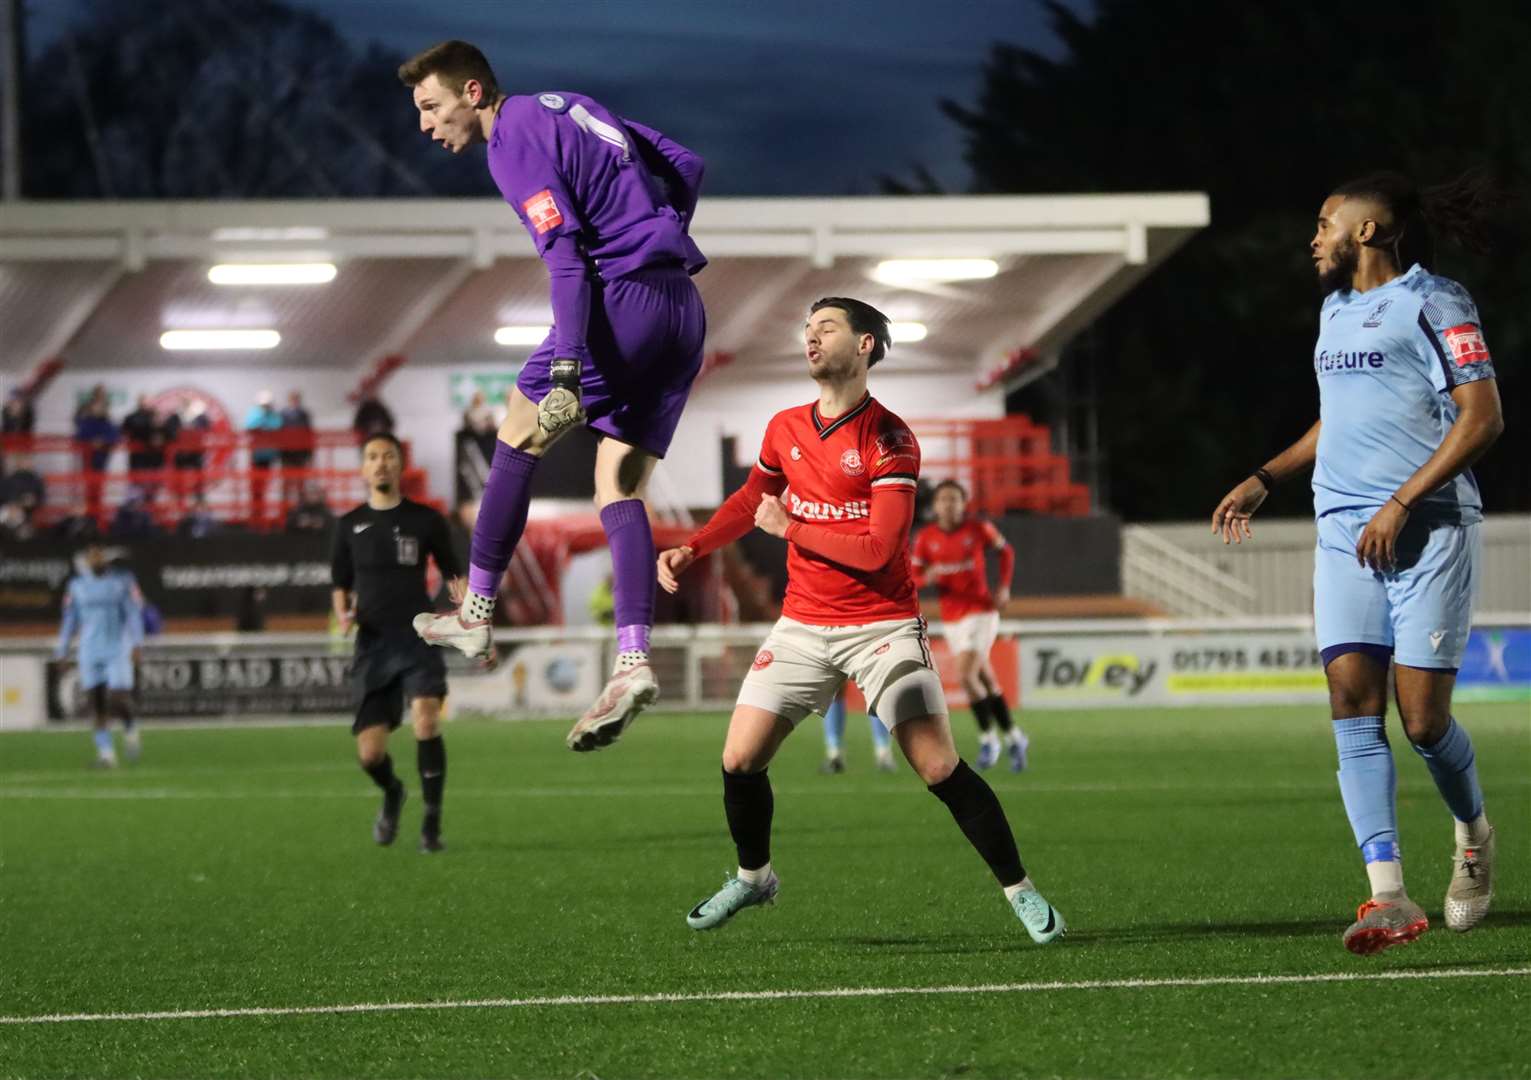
[875, 429, 917, 457]
[522, 189, 564, 235]
[1443, 324, 1490, 366]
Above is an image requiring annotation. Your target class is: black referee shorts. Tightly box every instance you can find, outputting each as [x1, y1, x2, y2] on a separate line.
[350, 634, 448, 735]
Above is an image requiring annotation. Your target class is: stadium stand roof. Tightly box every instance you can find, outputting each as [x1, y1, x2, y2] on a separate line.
[0, 194, 1207, 388]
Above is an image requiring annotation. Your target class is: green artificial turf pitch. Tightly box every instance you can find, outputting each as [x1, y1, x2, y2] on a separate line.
[1, 703, 1527, 1079]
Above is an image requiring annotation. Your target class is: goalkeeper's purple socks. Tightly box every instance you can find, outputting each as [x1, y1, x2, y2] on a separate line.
[466, 442, 539, 613]
[601, 498, 655, 663]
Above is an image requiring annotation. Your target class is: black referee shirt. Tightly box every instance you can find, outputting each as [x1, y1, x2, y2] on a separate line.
[330, 498, 461, 640]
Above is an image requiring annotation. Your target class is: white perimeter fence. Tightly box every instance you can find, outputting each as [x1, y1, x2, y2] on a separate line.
[1123, 515, 1530, 617]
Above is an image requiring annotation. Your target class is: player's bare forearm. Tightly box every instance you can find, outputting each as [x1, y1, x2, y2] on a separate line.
[1261, 419, 1321, 483]
[331, 588, 354, 629]
[1393, 379, 1503, 509]
[1213, 422, 1318, 543]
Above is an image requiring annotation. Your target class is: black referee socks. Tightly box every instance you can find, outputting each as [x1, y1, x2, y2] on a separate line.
[362, 753, 401, 793]
[416, 736, 447, 816]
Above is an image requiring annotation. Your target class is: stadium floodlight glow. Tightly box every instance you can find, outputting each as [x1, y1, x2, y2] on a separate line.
[159, 329, 281, 351]
[889, 321, 928, 343]
[208, 263, 337, 286]
[495, 325, 552, 346]
[872, 258, 1000, 286]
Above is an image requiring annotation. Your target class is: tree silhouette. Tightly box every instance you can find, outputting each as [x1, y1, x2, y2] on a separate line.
[945, 0, 1528, 520]
[22, 0, 497, 198]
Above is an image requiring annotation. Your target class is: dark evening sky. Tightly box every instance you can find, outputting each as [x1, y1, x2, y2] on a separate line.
[25, 0, 1091, 194]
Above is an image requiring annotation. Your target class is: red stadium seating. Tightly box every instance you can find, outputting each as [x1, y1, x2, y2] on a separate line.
[909, 416, 1091, 517]
[0, 430, 442, 531]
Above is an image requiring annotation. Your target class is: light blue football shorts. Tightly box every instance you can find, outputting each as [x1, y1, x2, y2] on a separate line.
[1313, 508, 1480, 672]
[77, 650, 135, 692]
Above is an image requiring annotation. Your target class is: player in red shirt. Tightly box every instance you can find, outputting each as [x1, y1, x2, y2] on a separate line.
[911, 480, 1029, 771]
[658, 297, 1065, 942]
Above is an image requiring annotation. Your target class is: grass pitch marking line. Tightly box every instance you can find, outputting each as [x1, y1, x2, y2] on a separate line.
[5, 966, 1528, 1026]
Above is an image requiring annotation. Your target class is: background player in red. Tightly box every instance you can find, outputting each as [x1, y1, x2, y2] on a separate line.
[659, 297, 1065, 942]
[912, 479, 1029, 771]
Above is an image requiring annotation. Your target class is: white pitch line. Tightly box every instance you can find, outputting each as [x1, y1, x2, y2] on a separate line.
[5, 966, 1527, 1026]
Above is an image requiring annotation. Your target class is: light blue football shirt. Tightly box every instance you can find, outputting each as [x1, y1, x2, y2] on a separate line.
[1312, 263, 1496, 523]
[56, 569, 143, 661]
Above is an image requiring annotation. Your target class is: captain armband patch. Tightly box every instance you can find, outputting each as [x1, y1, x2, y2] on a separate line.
[1443, 323, 1490, 367]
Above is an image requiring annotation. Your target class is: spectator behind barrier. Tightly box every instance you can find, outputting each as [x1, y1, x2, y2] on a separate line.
[2, 390, 34, 435]
[75, 395, 117, 470]
[285, 479, 335, 533]
[110, 488, 160, 540]
[244, 390, 282, 526]
[460, 388, 499, 461]
[244, 391, 282, 466]
[172, 398, 210, 497]
[462, 388, 497, 436]
[73, 384, 107, 424]
[0, 453, 45, 511]
[75, 394, 117, 521]
[280, 391, 315, 467]
[177, 493, 219, 539]
[280, 390, 316, 502]
[121, 395, 160, 471]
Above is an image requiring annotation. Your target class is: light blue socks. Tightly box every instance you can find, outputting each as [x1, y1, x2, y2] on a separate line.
[1411, 716, 1484, 823]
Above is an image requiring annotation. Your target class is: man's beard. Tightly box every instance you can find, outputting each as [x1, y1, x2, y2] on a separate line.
[1317, 234, 1359, 294]
[809, 353, 851, 383]
[372, 480, 393, 494]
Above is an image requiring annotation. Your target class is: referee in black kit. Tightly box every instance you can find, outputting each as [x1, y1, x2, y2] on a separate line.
[331, 432, 465, 853]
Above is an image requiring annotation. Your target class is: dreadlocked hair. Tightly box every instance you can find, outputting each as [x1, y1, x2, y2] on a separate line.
[1332, 168, 1513, 268]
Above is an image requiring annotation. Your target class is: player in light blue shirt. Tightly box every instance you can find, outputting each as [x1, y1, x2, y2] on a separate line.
[818, 687, 895, 774]
[55, 545, 144, 766]
[1213, 172, 1505, 955]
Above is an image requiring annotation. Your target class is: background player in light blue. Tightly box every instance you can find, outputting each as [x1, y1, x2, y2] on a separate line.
[819, 686, 894, 774]
[1212, 171, 1505, 956]
[55, 544, 145, 767]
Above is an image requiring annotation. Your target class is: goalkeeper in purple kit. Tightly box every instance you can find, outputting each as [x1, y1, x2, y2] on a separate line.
[400, 41, 707, 752]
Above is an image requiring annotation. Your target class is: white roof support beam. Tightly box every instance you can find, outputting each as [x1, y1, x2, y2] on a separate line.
[349, 258, 479, 370]
[0, 192, 1211, 233]
[707, 261, 818, 355]
[1, 194, 1210, 265]
[19, 262, 124, 371]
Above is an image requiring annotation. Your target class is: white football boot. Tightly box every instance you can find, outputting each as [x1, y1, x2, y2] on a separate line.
[413, 609, 492, 661]
[1444, 827, 1495, 932]
[565, 662, 658, 752]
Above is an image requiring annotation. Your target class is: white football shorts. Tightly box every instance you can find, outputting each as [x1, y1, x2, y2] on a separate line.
[737, 616, 946, 727]
[944, 610, 1000, 657]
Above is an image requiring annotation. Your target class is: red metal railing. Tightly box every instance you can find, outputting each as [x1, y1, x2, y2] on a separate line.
[910, 416, 1091, 517]
[0, 430, 437, 531]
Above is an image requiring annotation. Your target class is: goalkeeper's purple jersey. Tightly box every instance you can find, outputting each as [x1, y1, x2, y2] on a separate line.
[486, 91, 706, 281]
